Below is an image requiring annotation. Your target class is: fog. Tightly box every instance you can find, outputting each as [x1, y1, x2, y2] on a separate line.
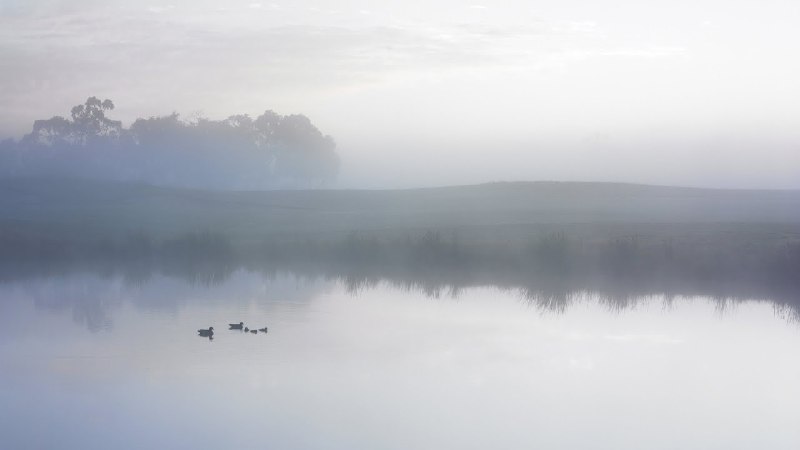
[0, 97, 339, 189]
[3, 4, 800, 448]
[3, 272, 799, 450]
[1, 0, 799, 304]
[2, 0, 799, 189]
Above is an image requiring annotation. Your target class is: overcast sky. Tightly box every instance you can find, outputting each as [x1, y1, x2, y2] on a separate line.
[1, 0, 799, 188]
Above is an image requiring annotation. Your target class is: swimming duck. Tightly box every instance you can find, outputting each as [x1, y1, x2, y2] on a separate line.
[244, 327, 249, 332]
[229, 322, 244, 330]
[258, 327, 268, 333]
[198, 327, 214, 337]
[250, 329, 258, 334]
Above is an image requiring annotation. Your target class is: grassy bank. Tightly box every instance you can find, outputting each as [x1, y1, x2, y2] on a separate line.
[1, 178, 798, 311]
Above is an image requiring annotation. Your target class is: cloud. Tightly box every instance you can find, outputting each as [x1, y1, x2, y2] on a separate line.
[604, 334, 685, 344]
[146, 5, 175, 14]
[592, 46, 687, 58]
[0, 1, 687, 137]
[551, 20, 599, 34]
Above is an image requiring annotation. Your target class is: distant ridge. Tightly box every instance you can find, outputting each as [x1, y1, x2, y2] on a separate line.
[0, 177, 798, 243]
[1, 176, 798, 195]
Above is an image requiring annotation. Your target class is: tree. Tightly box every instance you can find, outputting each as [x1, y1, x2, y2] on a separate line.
[22, 97, 121, 146]
[69, 97, 122, 142]
[3, 98, 339, 188]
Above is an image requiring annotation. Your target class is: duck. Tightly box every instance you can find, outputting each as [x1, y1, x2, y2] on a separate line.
[258, 327, 268, 333]
[197, 327, 214, 337]
[250, 329, 258, 334]
[229, 322, 244, 330]
[244, 327, 249, 332]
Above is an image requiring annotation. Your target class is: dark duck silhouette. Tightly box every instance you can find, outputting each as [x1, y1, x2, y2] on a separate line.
[198, 327, 214, 337]
[250, 329, 258, 334]
[229, 322, 244, 330]
[258, 327, 268, 333]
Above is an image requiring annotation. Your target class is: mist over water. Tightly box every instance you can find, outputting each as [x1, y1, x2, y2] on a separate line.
[2, 1, 800, 448]
[1, 270, 799, 450]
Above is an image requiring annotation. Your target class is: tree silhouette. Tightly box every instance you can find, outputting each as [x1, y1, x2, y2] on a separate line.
[1, 97, 339, 188]
[22, 97, 121, 147]
[69, 97, 122, 142]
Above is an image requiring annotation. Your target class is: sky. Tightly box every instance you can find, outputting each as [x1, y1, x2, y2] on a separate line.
[1, 0, 799, 189]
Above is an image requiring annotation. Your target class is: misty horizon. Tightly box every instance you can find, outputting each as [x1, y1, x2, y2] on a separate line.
[2, 96, 798, 191]
[2, 0, 799, 189]
[2, 2, 800, 449]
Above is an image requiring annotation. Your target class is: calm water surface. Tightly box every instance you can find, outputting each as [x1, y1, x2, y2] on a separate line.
[1, 270, 799, 449]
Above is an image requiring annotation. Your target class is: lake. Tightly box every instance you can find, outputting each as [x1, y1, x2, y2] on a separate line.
[1, 269, 799, 449]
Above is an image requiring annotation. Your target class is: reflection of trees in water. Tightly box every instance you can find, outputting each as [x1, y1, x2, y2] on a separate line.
[160, 260, 236, 286]
[0, 267, 332, 332]
[260, 257, 800, 321]
[69, 298, 114, 332]
[24, 276, 120, 332]
[1, 247, 799, 332]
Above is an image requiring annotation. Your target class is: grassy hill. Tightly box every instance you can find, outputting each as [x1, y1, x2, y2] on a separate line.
[1, 178, 798, 246]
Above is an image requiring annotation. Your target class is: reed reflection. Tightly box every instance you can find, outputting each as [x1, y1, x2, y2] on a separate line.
[1, 251, 797, 332]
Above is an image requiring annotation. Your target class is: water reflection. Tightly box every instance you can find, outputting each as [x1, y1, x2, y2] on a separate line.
[0, 259, 797, 332]
[1, 264, 799, 449]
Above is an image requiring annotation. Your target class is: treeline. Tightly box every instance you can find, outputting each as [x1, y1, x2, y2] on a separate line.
[0, 97, 339, 189]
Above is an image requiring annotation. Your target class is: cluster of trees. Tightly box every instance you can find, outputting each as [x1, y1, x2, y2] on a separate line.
[0, 97, 339, 189]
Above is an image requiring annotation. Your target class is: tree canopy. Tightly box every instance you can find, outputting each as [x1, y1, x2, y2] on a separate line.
[0, 97, 339, 189]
